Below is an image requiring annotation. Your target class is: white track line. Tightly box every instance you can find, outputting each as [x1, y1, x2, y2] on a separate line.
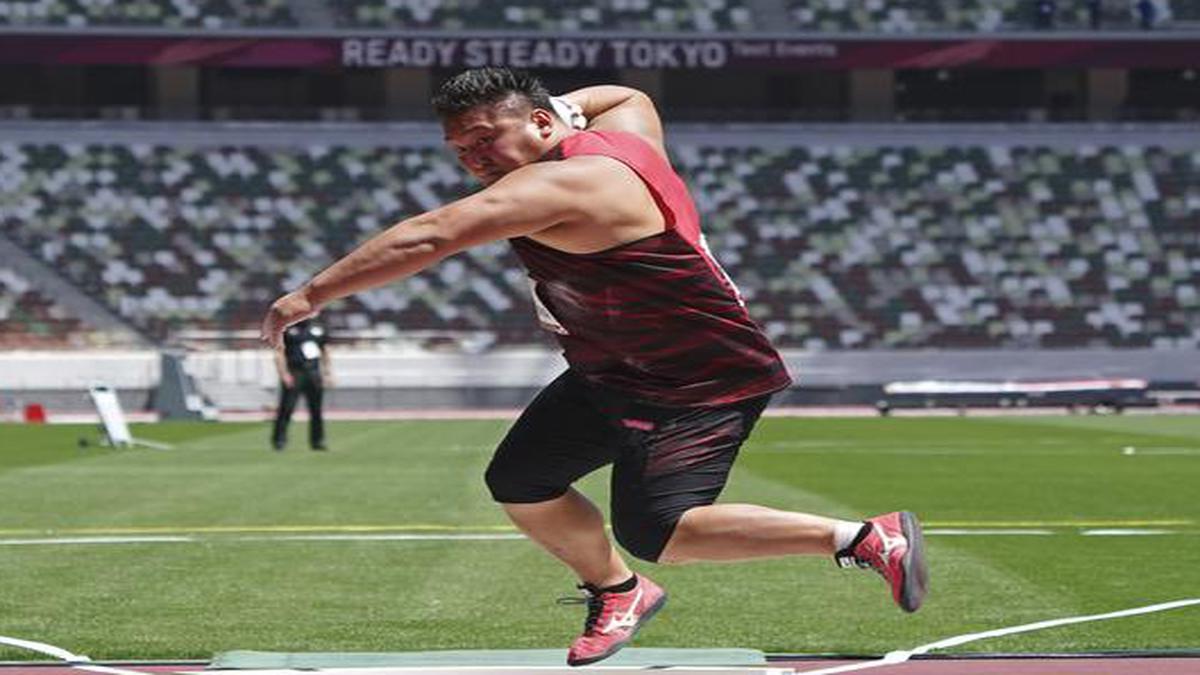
[924, 529, 1054, 536]
[6, 529, 1197, 547]
[800, 598, 1200, 674]
[0, 634, 150, 675]
[1081, 529, 1171, 536]
[0, 536, 194, 546]
[256, 533, 526, 542]
[0, 533, 527, 546]
[177, 662, 792, 667]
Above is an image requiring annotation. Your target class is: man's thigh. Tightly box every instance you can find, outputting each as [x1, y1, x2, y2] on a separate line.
[608, 394, 771, 560]
[485, 370, 622, 503]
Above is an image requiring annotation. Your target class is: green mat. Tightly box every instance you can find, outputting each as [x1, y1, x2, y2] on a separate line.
[210, 648, 767, 669]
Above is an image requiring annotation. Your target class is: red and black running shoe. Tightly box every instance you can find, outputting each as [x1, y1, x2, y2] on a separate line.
[835, 511, 929, 613]
[562, 574, 667, 666]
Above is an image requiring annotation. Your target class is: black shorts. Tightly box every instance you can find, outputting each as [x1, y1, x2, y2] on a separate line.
[485, 369, 770, 562]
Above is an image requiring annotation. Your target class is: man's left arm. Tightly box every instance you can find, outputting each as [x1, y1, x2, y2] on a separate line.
[559, 85, 666, 158]
[260, 161, 585, 347]
[320, 342, 333, 388]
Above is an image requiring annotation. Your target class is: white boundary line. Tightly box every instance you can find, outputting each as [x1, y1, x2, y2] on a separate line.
[0, 533, 528, 546]
[924, 529, 1054, 536]
[800, 598, 1200, 674]
[0, 634, 150, 675]
[180, 662, 787, 667]
[4, 529, 1196, 547]
[174, 662, 792, 667]
[0, 519, 1189, 537]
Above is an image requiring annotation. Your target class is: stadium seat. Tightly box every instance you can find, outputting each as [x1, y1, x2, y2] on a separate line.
[333, 0, 757, 32]
[786, 0, 1174, 32]
[0, 0, 295, 28]
[0, 265, 105, 348]
[2, 137, 1197, 348]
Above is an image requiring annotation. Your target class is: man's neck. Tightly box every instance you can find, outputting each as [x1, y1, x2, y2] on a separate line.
[538, 128, 581, 162]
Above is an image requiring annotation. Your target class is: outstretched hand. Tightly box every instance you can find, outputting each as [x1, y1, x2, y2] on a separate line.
[261, 290, 317, 350]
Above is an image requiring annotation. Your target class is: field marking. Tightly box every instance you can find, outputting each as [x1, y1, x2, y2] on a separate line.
[261, 533, 526, 542]
[0, 533, 527, 546]
[0, 518, 1189, 539]
[1119, 447, 1200, 456]
[1, 529, 1195, 547]
[925, 529, 1054, 536]
[0, 634, 148, 675]
[926, 519, 1192, 528]
[1081, 529, 1171, 536]
[752, 442, 1200, 457]
[171, 662, 787, 667]
[0, 536, 194, 546]
[0, 524, 522, 536]
[801, 597, 1200, 675]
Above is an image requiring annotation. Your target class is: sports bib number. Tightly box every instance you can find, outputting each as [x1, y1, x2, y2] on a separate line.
[300, 340, 322, 360]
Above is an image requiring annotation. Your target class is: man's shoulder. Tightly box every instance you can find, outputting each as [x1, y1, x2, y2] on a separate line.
[562, 129, 653, 154]
[517, 151, 634, 192]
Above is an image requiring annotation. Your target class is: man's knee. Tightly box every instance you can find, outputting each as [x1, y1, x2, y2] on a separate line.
[484, 460, 523, 503]
[612, 510, 677, 563]
[484, 459, 565, 504]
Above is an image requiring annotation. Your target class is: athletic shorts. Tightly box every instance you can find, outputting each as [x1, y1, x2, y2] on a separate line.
[484, 369, 771, 561]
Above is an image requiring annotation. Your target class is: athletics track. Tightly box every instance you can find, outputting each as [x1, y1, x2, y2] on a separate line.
[4, 596, 1200, 675]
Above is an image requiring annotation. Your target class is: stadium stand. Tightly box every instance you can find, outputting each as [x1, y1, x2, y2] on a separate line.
[0, 0, 295, 28]
[677, 141, 1200, 349]
[334, 0, 757, 32]
[0, 265, 96, 348]
[0, 140, 535, 345]
[2, 132, 1197, 349]
[0, 0, 1189, 31]
[787, 0, 1188, 33]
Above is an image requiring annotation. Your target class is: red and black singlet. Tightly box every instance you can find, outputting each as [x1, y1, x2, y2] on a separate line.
[510, 130, 792, 407]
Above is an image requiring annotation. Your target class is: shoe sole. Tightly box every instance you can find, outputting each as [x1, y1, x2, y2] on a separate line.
[566, 591, 668, 667]
[899, 511, 929, 613]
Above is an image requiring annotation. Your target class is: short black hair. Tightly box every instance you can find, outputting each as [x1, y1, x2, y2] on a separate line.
[431, 67, 553, 119]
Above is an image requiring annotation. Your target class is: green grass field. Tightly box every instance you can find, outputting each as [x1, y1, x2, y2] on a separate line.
[1, 414, 1198, 662]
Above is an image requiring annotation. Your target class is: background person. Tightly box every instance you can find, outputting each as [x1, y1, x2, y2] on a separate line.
[270, 317, 331, 451]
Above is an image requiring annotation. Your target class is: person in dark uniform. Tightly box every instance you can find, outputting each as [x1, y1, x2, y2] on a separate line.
[1086, 0, 1103, 29]
[261, 68, 927, 666]
[271, 317, 331, 451]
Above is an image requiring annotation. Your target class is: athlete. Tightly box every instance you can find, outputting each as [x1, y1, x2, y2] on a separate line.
[261, 67, 928, 667]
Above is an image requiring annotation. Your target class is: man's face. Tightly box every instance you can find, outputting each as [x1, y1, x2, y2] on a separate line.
[442, 96, 557, 186]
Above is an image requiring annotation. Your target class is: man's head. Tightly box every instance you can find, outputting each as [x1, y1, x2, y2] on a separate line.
[433, 68, 566, 185]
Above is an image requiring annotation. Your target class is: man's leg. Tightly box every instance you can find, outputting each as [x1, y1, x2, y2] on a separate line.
[485, 371, 663, 665]
[661, 505, 927, 612]
[303, 370, 325, 449]
[503, 491, 667, 669]
[486, 372, 625, 585]
[270, 378, 300, 449]
[657, 504, 845, 562]
[502, 488, 630, 588]
[607, 395, 858, 563]
[611, 393, 926, 613]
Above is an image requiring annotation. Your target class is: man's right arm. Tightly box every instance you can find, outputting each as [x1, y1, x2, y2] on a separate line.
[260, 160, 586, 348]
[560, 86, 666, 158]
